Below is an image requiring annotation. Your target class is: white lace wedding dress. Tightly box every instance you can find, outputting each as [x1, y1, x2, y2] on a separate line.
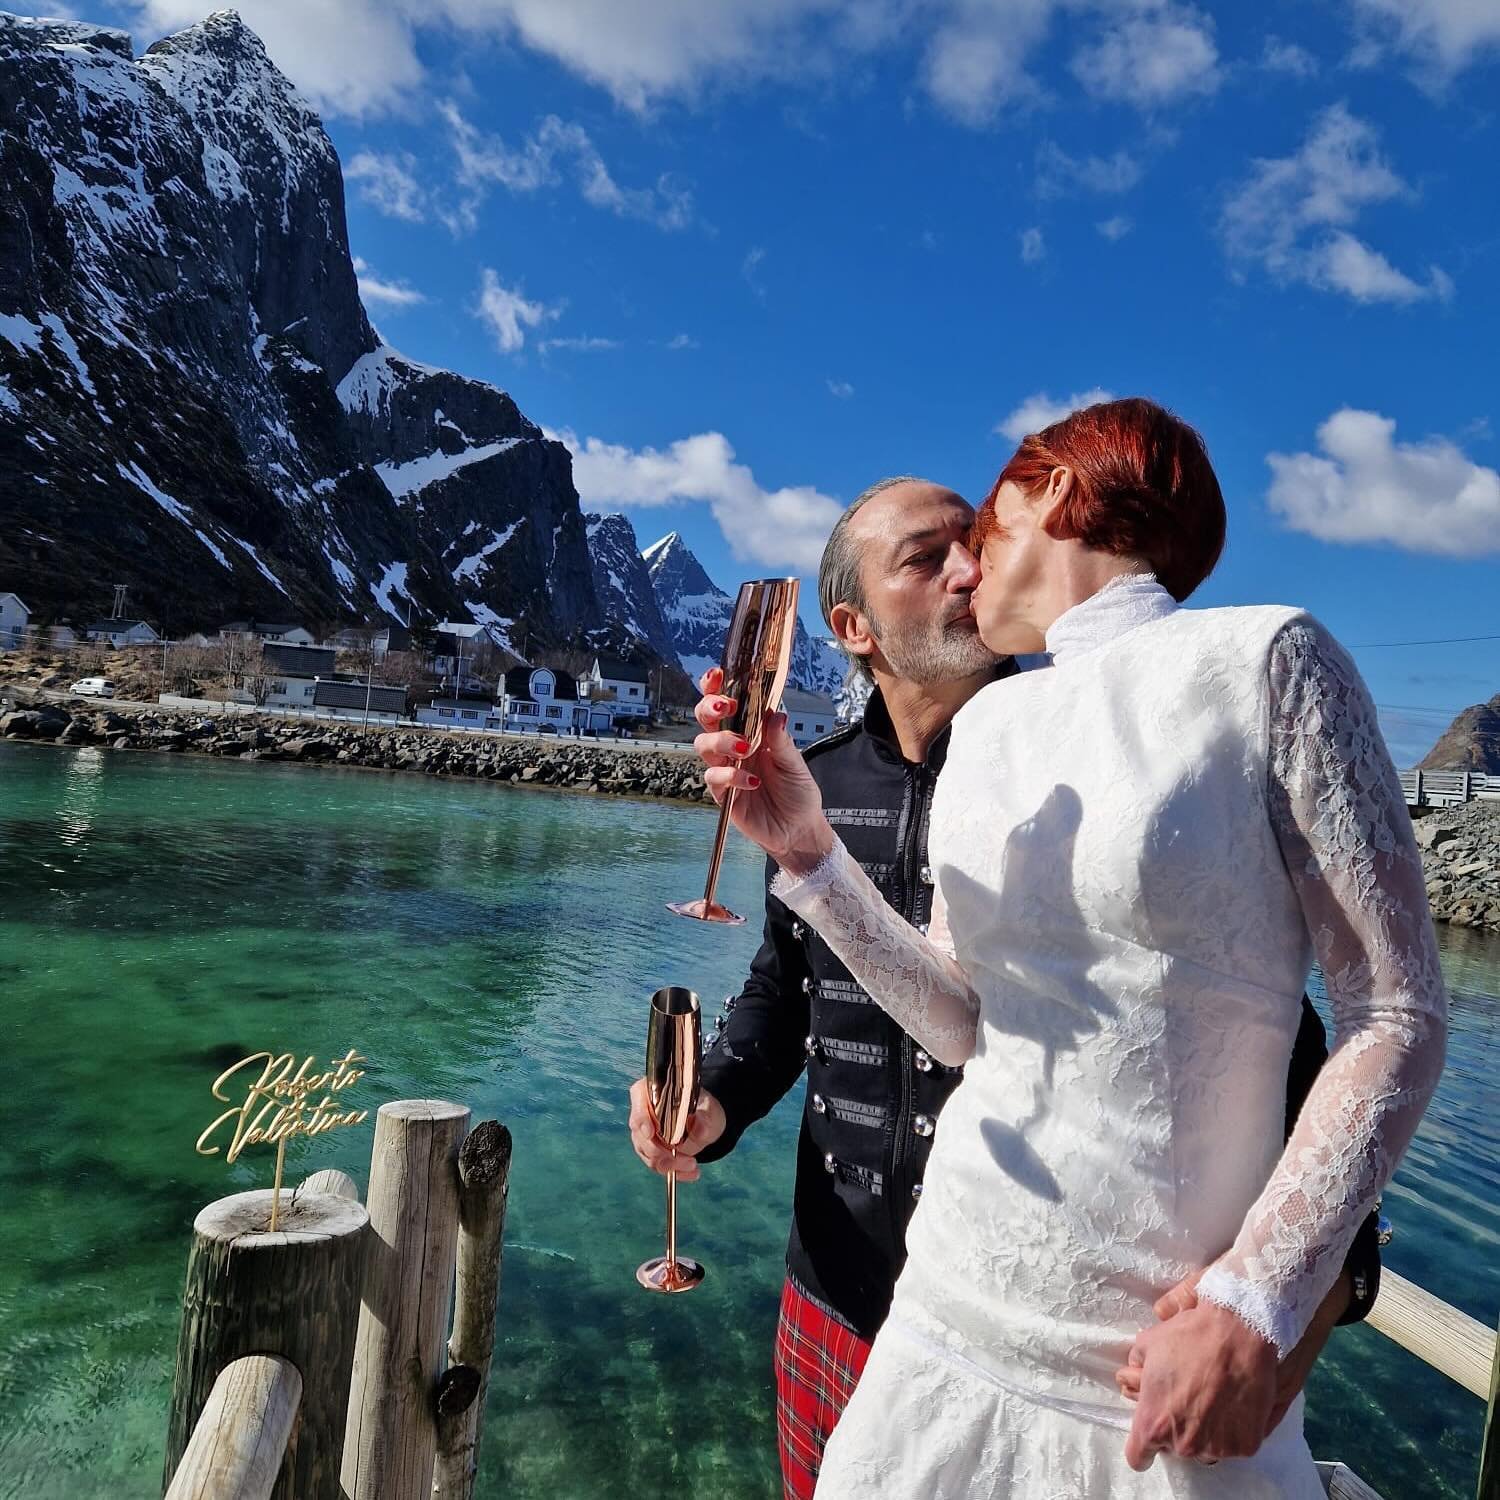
[772, 576, 1448, 1498]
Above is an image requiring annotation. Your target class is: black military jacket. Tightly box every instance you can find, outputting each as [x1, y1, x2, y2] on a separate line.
[698, 685, 1381, 1341]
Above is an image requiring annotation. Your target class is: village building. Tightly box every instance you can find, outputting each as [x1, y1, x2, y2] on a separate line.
[87, 618, 160, 646]
[415, 692, 503, 731]
[581, 655, 652, 721]
[260, 643, 335, 709]
[783, 687, 839, 749]
[331, 623, 411, 658]
[311, 680, 408, 724]
[220, 621, 316, 645]
[0, 593, 30, 651]
[500, 666, 615, 735]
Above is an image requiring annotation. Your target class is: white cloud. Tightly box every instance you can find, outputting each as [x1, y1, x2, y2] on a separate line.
[1267, 409, 1500, 556]
[1349, 0, 1500, 80]
[1035, 142, 1142, 199]
[539, 335, 621, 353]
[1069, 3, 1219, 108]
[1096, 214, 1133, 240]
[475, 268, 558, 354]
[742, 245, 768, 300]
[555, 427, 844, 572]
[129, 2, 1243, 126]
[345, 150, 427, 221]
[995, 387, 1115, 441]
[1220, 104, 1452, 306]
[1261, 36, 1319, 77]
[827, 379, 855, 399]
[1019, 226, 1046, 264]
[352, 256, 428, 308]
[439, 105, 693, 234]
[666, 333, 699, 350]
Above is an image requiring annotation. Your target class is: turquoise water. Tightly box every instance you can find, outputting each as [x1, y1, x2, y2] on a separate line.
[0, 742, 1494, 1498]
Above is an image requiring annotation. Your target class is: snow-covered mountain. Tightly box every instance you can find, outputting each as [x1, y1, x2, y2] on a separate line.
[0, 10, 597, 644]
[638, 530, 848, 697]
[583, 512, 676, 662]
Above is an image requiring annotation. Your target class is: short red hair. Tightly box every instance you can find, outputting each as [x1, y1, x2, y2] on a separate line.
[971, 398, 1226, 601]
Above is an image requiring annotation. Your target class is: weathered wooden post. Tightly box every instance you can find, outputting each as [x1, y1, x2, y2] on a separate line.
[1479, 1311, 1499, 1500]
[164, 1355, 302, 1500]
[433, 1120, 513, 1500]
[163, 1189, 370, 1500]
[341, 1100, 470, 1500]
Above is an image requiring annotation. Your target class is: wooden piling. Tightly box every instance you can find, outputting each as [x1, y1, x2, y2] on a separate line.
[1479, 1310, 1499, 1500]
[432, 1121, 513, 1500]
[341, 1099, 470, 1500]
[300, 1167, 359, 1200]
[163, 1355, 302, 1500]
[162, 1189, 369, 1500]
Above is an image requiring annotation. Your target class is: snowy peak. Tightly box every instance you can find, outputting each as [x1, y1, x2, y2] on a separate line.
[584, 513, 676, 662]
[632, 531, 848, 698]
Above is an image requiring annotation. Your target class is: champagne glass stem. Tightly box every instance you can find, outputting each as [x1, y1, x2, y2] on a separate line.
[700, 786, 738, 908]
[666, 1170, 678, 1270]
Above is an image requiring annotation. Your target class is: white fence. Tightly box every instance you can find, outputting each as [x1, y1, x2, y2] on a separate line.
[1399, 768, 1500, 808]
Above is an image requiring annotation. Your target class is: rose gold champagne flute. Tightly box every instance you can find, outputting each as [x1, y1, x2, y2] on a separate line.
[636, 986, 706, 1293]
[668, 577, 800, 924]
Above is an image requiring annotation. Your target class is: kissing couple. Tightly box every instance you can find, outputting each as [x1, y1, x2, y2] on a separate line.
[634, 397, 1446, 1498]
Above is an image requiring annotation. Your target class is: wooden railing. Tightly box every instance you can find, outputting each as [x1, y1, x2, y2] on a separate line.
[1323, 1270, 1500, 1500]
[1400, 769, 1500, 809]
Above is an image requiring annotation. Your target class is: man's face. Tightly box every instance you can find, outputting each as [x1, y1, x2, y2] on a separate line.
[846, 483, 1000, 685]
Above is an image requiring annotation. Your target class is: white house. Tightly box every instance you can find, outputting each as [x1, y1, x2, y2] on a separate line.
[500, 666, 614, 734]
[221, 621, 316, 646]
[260, 643, 335, 708]
[312, 679, 408, 725]
[0, 593, 30, 651]
[332, 623, 411, 659]
[88, 618, 160, 647]
[48, 624, 77, 648]
[582, 655, 652, 720]
[432, 621, 507, 687]
[782, 688, 839, 749]
[416, 694, 503, 731]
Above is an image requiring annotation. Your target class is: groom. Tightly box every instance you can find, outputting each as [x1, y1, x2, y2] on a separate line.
[628, 475, 1380, 1498]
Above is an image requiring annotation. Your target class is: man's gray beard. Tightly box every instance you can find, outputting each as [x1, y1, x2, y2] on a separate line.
[868, 609, 1000, 686]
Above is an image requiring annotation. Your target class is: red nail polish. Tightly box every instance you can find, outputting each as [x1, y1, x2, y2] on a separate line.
[747, 774, 760, 789]
[735, 739, 750, 756]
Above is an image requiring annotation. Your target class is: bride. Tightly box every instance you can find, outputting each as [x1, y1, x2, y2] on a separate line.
[692, 398, 1447, 1496]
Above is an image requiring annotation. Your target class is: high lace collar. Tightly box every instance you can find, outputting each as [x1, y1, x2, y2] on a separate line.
[1044, 572, 1178, 663]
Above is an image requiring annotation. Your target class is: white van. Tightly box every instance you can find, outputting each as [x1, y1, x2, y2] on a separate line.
[69, 677, 116, 698]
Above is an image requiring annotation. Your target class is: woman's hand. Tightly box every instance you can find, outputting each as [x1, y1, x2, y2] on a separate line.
[1121, 1299, 1278, 1470]
[694, 666, 833, 875]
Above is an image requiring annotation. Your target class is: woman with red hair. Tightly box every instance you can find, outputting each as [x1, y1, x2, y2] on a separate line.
[691, 398, 1446, 1496]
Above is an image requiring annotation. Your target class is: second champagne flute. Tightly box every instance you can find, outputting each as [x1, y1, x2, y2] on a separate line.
[668, 576, 800, 925]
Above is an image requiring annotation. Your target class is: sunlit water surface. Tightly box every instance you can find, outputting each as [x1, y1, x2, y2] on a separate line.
[0, 743, 1494, 1498]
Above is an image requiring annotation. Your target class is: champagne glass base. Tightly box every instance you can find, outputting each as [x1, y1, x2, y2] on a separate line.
[636, 1255, 706, 1294]
[666, 898, 745, 925]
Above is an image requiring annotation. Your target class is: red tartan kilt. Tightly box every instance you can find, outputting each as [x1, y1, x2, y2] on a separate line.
[773, 1278, 873, 1500]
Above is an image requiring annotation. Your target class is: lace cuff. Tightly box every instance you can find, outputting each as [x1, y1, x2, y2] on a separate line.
[771, 837, 979, 1065]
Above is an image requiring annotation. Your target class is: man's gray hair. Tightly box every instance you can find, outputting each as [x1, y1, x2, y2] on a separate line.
[818, 475, 932, 684]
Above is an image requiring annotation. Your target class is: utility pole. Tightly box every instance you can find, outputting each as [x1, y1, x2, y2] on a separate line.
[362, 652, 374, 731]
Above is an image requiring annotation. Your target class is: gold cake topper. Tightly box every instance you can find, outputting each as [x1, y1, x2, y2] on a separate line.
[197, 1049, 370, 1231]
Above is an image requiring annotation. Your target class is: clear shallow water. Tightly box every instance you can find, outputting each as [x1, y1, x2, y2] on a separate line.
[0, 742, 1494, 1499]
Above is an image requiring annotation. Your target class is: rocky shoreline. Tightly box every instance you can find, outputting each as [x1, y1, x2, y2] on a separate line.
[1414, 799, 1500, 934]
[0, 694, 714, 805]
[5, 691, 1499, 933]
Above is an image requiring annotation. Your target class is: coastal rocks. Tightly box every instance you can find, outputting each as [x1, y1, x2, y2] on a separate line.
[1414, 800, 1500, 933]
[0, 692, 712, 806]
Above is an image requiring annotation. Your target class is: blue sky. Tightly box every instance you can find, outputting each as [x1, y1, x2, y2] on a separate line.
[96, 1, 1500, 762]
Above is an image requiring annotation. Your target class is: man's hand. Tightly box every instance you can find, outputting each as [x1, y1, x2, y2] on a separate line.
[628, 1079, 725, 1182]
[1116, 1268, 1353, 1439]
[1120, 1298, 1279, 1470]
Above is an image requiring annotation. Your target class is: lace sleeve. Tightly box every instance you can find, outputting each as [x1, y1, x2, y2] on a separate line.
[770, 839, 980, 1065]
[1196, 619, 1448, 1354]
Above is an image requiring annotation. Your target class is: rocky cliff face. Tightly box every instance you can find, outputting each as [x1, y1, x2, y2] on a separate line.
[583, 512, 676, 662]
[1419, 693, 1500, 773]
[0, 10, 597, 648]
